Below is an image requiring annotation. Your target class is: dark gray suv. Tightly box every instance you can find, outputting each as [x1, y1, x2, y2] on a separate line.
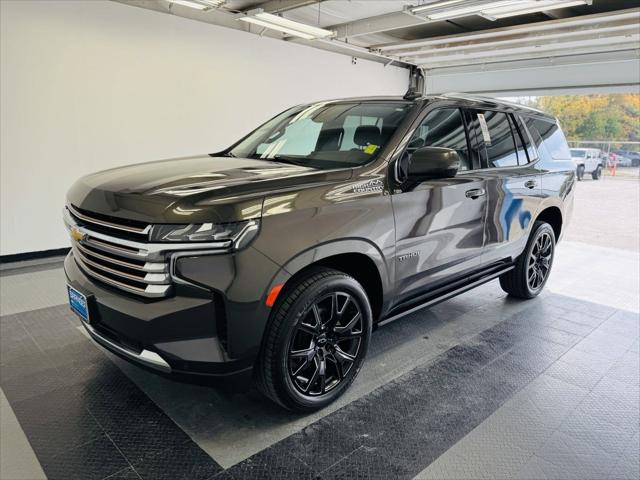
[64, 94, 575, 411]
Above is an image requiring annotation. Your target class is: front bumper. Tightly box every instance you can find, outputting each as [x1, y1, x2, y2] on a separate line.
[64, 253, 256, 376]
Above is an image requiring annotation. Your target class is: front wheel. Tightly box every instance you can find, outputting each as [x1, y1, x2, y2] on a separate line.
[255, 267, 372, 412]
[592, 166, 602, 180]
[499, 221, 555, 299]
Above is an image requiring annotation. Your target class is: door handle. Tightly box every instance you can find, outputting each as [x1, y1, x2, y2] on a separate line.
[465, 188, 486, 199]
[525, 180, 537, 189]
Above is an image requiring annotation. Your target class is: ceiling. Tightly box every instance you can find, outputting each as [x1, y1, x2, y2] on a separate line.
[116, 0, 640, 94]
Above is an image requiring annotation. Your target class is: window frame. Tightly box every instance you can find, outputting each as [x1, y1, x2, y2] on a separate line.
[463, 108, 544, 172]
[394, 105, 476, 183]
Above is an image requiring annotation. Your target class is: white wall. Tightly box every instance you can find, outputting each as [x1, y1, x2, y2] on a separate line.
[0, 0, 408, 256]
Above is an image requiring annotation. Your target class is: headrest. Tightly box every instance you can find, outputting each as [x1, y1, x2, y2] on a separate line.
[354, 125, 381, 147]
[316, 128, 344, 151]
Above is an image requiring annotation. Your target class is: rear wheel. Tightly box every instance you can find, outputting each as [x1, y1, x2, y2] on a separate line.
[592, 166, 602, 180]
[255, 267, 372, 412]
[576, 165, 585, 181]
[499, 221, 555, 299]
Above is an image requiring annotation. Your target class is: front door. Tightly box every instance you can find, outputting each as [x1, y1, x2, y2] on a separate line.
[392, 106, 487, 304]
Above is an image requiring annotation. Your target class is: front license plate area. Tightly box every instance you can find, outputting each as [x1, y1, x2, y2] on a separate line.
[67, 285, 90, 323]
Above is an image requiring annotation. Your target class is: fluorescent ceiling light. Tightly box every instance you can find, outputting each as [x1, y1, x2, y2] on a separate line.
[421, 1, 522, 20]
[484, 1, 590, 19]
[410, 0, 468, 13]
[238, 9, 334, 40]
[409, 0, 590, 21]
[167, 0, 224, 10]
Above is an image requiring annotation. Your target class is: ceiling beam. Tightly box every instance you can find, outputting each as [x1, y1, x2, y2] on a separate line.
[112, 0, 411, 68]
[376, 8, 640, 53]
[418, 44, 640, 69]
[401, 23, 639, 61]
[331, 11, 428, 40]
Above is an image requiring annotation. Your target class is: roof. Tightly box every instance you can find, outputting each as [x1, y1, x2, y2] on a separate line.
[315, 93, 554, 119]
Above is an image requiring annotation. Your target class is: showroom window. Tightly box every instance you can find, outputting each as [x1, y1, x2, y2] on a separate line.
[407, 108, 472, 171]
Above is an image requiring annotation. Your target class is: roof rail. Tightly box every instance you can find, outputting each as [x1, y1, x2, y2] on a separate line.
[440, 92, 546, 115]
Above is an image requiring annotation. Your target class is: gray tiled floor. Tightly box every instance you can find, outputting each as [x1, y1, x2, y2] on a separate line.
[1, 229, 639, 480]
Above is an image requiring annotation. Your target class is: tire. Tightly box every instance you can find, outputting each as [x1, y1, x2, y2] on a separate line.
[499, 221, 555, 299]
[592, 166, 602, 180]
[255, 267, 372, 412]
[576, 165, 585, 181]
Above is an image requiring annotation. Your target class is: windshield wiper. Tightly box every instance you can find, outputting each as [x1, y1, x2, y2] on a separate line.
[268, 156, 314, 168]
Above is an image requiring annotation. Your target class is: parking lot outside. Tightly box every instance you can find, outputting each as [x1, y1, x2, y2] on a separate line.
[565, 175, 640, 251]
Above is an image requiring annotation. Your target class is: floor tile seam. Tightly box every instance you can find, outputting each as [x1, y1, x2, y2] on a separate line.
[534, 350, 636, 444]
[102, 430, 139, 478]
[315, 445, 367, 477]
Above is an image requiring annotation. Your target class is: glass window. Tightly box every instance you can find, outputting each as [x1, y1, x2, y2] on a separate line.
[230, 102, 412, 170]
[570, 149, 586, 158]
[509, 115, 530, 165]
[528, 118, 572, 160]
[475, 111, 519, 168]
[407, 108, 471, 171]
[514, 115, 538, 163]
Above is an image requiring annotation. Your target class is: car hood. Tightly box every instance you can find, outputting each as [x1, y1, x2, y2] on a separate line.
[67, 155, 352, 224]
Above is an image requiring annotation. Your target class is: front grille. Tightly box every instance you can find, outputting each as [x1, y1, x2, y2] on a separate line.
[66, 207, 171, 298]
[68, 204, 150, 240]
[64, 205, 233, 298]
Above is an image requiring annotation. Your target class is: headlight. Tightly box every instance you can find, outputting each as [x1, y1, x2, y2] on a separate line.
[149, 220, 260, 249]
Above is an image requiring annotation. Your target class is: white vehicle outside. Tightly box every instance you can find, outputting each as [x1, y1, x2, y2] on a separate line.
[570, 148, 603, 180]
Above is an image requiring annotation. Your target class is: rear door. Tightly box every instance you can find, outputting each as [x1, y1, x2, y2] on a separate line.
[464, 109, 542, 266]
[392, 105, 487, 303]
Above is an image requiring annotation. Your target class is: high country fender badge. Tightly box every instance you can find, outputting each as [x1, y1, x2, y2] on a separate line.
[353, 179, 384, 194]
[398, 252, 419, 262]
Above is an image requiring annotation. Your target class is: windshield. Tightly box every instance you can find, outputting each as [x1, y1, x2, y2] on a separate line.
[228, 102, 413, 169]
[570, 149, 586, 158]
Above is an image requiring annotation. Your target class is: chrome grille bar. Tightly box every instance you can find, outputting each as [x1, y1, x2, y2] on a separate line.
[67, 204, 151, 235]
[64, 206, 231, 298]
[72, 246, 170, 285]
[74, 241, 166, 273]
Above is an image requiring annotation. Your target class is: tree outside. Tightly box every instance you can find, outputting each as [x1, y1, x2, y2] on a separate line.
[508, 94, 640, 147]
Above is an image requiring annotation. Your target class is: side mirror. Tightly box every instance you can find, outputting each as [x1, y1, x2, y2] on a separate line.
[407, 146, 460, 180]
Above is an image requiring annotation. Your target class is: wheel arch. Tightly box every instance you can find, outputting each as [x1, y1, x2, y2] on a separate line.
[267, 239, 391, 323]
[535, 206, 563, 241]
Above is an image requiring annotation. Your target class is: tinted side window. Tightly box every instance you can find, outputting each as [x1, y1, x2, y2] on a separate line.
[529, 118, 572, 160]
[476, 110, 519, 168]
[509, 114, 529, 165]
[514, 114, 538, 163]
[408, 108, 472, 171]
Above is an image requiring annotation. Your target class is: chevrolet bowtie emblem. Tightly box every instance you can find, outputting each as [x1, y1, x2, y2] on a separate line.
[70, 227, 85, 242]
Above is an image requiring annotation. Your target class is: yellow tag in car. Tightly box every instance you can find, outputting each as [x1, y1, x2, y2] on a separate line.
[364, 144, 379, 155]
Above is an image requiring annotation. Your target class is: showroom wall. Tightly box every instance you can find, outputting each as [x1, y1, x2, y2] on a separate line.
[0, 0, 408, 256]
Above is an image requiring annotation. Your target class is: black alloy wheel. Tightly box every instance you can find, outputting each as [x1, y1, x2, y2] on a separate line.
[499, 221, 555, 299]
[255, 267, 372, 412]
[527, 230, 553, 291]
[287, 292, 363, 396]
